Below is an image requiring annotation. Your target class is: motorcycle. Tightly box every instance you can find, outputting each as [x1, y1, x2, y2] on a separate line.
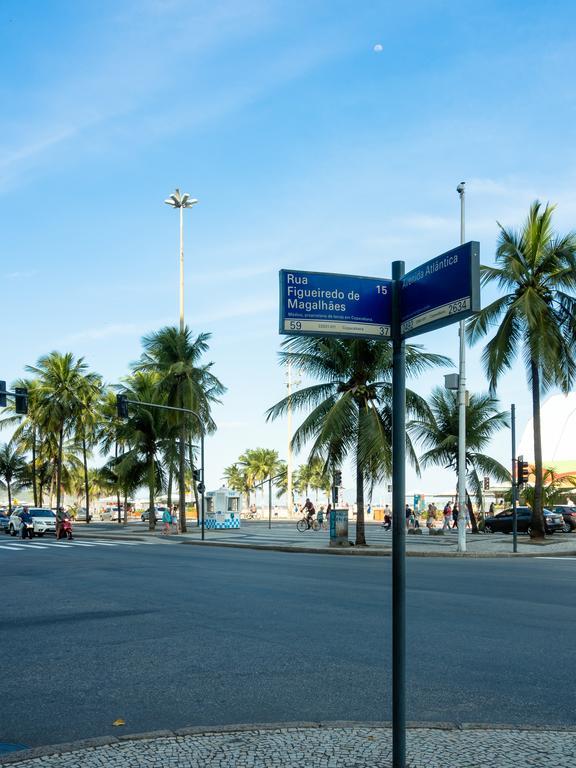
[21, 521, 35, 539]
[58, 517, 73, 540]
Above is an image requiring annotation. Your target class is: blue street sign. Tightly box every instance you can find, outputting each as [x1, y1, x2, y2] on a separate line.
[400, 241, 480, 338]
[279, 269, 392, 340]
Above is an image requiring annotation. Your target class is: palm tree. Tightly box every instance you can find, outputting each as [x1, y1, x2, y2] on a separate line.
[0, 442, 28, 513]
[467, 202, 576, 538]
[520, 467, 576, 510]
[239, 448, 282, 508]
[26, 352, 99, 517]
[410, 388, 510, 531]
[223, 463, 252, 511]
[266, 336, 449, 545]
[73, 373, 104, 523]
[115, 372, 167, 530]
[136, 326, 226, 533]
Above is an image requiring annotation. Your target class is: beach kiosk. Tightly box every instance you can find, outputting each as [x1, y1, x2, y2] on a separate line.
[205, 487, 241, 529]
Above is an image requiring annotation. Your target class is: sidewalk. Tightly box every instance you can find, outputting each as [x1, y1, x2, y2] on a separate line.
[73, 520, 576, 557]
[1, 722, 574, 767]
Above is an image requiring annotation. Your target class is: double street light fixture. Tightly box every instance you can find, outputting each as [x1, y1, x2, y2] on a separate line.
[164, 188, 199, 332]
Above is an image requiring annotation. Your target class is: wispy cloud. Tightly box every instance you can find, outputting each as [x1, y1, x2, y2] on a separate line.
[61, 322, 147, 344]
[5, 269, 39, 279]
[188, 297, 276, 325]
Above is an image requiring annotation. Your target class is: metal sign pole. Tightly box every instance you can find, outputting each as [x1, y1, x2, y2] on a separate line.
[391, 260, 406, 768]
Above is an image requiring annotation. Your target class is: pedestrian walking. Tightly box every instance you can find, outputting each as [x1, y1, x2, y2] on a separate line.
[426, 505, 436, 530]
[452, 504, 459, 529]
[162, 506, 172, 535]
[405, 504, 412, 529]
[442, 503, 452, 531]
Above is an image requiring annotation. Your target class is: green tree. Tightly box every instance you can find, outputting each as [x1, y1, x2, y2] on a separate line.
[467, 202, 576, 538]
[223, 462, 253, 510]
[0, 442, 28, 513]
[26, 352, 100, 517]
[115, 372, 167, 531]
[266, 336, 449, 545]
[136, 326, 226, 533]
[239, 448, 282, 508]
[410, 388, 510, 530]
[72, 372, 104, 523]
[519, 467, 576, 514]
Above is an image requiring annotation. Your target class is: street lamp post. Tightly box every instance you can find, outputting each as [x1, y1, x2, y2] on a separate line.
[164, 189, 198, 331]
[456, 181, 467, 553]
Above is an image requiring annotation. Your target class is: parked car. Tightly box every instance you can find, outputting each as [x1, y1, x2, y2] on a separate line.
[0, 511, 11, 533]
[140, 506, 169, 523]
[100, 507, 122, 521]
[484, 506, 564, 535]
[8, 507, 57, 537]
[552, 505, 576, 533]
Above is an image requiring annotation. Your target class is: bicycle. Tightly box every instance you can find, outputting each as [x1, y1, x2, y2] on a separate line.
[296, 515, 319, 532]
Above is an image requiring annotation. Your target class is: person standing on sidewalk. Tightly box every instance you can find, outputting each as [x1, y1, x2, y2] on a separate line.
[442, 503, 452, 531]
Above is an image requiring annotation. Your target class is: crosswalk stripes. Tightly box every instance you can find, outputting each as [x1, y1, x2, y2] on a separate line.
[0, 538, 144, 553]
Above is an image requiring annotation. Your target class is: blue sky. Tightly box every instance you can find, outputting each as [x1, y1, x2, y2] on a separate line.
[2, 0, 576, 502]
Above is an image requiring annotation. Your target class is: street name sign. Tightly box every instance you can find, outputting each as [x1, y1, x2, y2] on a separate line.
[400, 241, 480, 338]
[279, 269, 393, 340]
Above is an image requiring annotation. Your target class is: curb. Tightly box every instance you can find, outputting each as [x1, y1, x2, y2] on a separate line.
[3, 720, 576, 765]
[178, 538, 576, 558]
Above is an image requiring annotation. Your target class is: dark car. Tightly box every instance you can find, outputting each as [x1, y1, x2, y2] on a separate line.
[0, 512, 10, 533]
[484, 506, 564, 535]
[552, 505, 576, 533]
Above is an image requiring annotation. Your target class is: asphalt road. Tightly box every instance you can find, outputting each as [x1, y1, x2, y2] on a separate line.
[2, 540, 575, 748]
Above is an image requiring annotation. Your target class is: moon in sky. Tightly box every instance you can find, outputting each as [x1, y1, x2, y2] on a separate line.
[373, 43, 383, 52]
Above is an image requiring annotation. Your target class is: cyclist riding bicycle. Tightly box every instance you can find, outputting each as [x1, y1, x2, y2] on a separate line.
[301, 498, 316, 528]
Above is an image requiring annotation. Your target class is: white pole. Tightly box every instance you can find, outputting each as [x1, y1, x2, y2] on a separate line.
[287, 362, 293, 517]
[457, 182, 467, 553]
[179, 203, 184, 332]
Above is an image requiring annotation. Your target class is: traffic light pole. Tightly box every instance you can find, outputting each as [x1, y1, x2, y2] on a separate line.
[121, 398, 206, 540]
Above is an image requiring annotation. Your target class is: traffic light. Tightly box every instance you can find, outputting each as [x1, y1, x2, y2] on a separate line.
[483, 476, 490, 491]
[517, 456, 529, 487]
[193, 469, 202, 482]
[116, 394, 129, 419]
[333, 469, 342, 486]
[14, 387, 28, 415]
[0, 381, 6, 408]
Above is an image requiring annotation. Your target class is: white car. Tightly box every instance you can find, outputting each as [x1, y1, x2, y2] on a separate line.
[9, 508, 57, 537]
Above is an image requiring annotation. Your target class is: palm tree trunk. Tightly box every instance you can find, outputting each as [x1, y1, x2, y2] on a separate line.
[179, 424, 187, 533]
[149, 452, 156, 532]
[355, 402, 367, 546]
[82, 436, 90, 524]
[167, 465, 173, 509]
[32, 428, 38, 506]
[465, 490, 479, 534]
[123, 489, 128, 525]
[7, 479, 12, 514]
[530, 360, 545, 539]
